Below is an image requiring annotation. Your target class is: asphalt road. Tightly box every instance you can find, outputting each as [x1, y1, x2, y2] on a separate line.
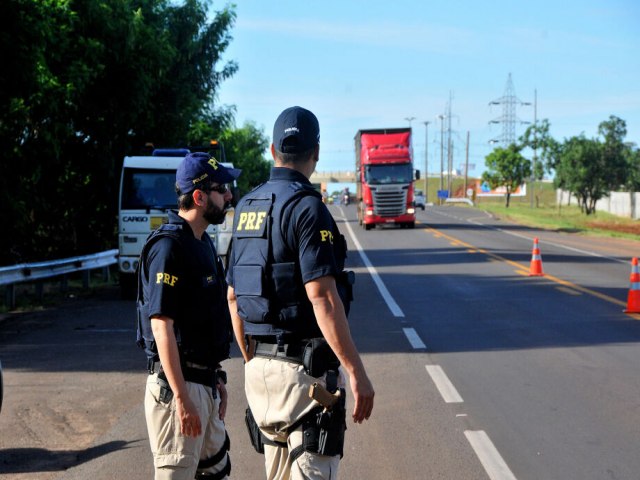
[1, 204, 639, 479]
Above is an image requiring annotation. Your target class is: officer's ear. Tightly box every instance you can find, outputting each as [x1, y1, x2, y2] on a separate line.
[192, 189, 207, 207]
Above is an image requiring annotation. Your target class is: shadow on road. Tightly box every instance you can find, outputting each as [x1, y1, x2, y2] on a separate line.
[0, 440, 134, 474]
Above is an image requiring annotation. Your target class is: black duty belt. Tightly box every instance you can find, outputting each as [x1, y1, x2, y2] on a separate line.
[151, 362, 218, 387]
[254, 341, 305, 364]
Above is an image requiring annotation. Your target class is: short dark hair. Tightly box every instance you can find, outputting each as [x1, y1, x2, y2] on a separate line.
[275, 146, 316, 165]
[176, 183, 195, 210]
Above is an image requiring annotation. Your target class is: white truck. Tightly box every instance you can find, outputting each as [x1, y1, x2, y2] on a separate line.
[117, 146, 235, 298]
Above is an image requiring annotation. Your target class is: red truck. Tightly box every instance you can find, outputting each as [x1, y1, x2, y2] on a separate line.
[355, 128, 419, 230]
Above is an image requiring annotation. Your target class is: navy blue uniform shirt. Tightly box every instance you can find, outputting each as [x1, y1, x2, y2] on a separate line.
[227, 167, 341, 289]
[141, 210, 232, 367]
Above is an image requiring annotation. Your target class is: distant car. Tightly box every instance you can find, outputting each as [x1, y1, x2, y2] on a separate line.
[414, 189, 426, 210]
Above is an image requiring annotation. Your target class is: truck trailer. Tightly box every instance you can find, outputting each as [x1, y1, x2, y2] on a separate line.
[355, 128, 419, 230]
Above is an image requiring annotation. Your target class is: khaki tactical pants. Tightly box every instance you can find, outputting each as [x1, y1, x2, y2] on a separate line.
[245, 356, 342, 480]
[145, 373, 229, 480]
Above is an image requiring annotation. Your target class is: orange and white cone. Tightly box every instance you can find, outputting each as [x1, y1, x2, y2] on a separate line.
[528, 237, 544, 276]
[624, 257, 640, 313]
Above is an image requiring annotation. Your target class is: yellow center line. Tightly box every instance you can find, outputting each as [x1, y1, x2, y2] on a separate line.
[423, 225, 631, 312]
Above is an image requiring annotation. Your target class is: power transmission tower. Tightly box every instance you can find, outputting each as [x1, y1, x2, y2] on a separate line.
[488, 73, 530, 146]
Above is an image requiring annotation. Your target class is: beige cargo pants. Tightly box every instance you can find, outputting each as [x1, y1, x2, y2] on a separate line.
[245, 356, 342, 480]
[145, 373, 230, 480]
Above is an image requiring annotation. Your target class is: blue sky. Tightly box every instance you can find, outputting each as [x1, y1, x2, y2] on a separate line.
[216, 0, 640, 178]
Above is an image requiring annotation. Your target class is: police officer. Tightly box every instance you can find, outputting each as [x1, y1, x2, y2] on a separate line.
[137, 152, 241, 480]
[227, 106, 374, 479]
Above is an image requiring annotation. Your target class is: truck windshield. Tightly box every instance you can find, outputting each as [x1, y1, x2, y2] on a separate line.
[365, 164, 413, 185]
[121, 168, 177, 209]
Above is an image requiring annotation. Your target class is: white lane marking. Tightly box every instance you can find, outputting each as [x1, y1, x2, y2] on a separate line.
[425, 365, 464, 403]
[430, 209, 625, 264]
[339, 208, 405, 317]
[402, 327, 426, 349]
[465, 430, 518, 480]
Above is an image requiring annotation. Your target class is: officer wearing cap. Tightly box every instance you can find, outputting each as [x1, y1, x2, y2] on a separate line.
[227, 106, 374, 479]
[137, 152, 241, 480]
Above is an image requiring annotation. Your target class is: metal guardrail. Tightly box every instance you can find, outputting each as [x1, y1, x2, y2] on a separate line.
[0, 249, 118, 309]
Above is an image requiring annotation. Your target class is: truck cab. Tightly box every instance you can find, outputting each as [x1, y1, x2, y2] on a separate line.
[117, 145, 235, 298]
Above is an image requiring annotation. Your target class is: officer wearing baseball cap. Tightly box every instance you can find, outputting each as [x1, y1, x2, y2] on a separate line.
[137, 151, 240, 479]
[227, 106, 374, 479]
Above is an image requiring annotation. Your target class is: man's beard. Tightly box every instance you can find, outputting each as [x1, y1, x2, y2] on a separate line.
[203, 197, 227, 224]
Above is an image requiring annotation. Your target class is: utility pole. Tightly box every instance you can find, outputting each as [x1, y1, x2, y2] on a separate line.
[438, 115, 445, 204]
[464, 131, 470, 198]
[447, 137, 453, 197]
[446, 92, 453, 199]
[530, 89, 538, 208]
[423, 121, 430, 203]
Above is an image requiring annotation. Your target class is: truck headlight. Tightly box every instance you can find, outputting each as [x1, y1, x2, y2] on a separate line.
[407, 207, 415, 214]
[365, 208, 374, 216]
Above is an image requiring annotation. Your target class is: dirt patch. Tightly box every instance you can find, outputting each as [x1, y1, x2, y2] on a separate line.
[585, 220, 640, 236]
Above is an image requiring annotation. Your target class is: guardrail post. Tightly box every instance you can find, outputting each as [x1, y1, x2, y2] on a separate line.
[35, 281, 44, 302]
[102, 266, 110, 283]
[82, 270, 90, 290]
[5, 284, 15, 310]
[60, 275, 68, 293]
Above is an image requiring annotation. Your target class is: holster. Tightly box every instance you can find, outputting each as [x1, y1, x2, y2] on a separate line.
[244, 407, 265, 454]
[299, 390, 347, 458]
[302, 339, 339, 378]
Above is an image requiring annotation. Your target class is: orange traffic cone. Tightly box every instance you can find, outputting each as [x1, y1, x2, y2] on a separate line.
[528, 237, 544, 276]
[624, 257, 640, 313]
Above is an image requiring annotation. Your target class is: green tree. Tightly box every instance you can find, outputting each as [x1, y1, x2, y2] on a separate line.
[625, 146, 640, 192]
[0, 0, 238, 265]
[597, 115, 628, 188]
[219, 122, 272, 197]
[554, 136, 605, 215]
[482, 144, 531, 207]
[519, 118, 561, 178]
[554, 116, 630, 215]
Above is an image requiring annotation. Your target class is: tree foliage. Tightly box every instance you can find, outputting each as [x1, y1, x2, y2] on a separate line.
[518, 119, 561, 179]
[219, 122, 272, 198]
[0, 0, 238, 265]
[554, 116, 630, 215]
[482, 144, 531, 207]
[485, 115, 638, 215]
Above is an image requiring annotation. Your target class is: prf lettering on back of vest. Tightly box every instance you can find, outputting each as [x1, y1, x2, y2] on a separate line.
[156, 272, 178, 287]
[237, 211, 267, 231]
[320, 230, 334, 243]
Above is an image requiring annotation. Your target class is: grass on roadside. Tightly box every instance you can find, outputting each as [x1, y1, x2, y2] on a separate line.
[477, 202, 640, 240]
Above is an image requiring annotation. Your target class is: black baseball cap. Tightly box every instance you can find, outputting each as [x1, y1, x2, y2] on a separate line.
[272, 106, 320, 154]
[176, 152, 241, 194]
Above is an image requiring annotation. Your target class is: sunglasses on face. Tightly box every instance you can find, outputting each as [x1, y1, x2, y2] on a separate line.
[201, 184, 229, 195]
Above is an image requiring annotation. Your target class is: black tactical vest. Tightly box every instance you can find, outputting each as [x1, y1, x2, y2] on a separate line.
[136, 219, 232, 367]
[231, 180, 350, 339]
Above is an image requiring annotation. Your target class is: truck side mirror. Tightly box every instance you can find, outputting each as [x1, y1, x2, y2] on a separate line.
[415, 169, 421, 180]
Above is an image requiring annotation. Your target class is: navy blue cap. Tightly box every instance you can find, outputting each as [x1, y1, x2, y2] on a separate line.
[272, 106, 320, 154]
[176, 152, 241, 194]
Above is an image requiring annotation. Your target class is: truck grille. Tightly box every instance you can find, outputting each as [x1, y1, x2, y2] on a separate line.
[372, 187, 407, 217]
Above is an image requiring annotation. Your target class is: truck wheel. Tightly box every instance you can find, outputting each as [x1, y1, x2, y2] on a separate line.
[364, 223, 373, 231]
[408, 222, 415, 229]
[119, 273, 137, 300]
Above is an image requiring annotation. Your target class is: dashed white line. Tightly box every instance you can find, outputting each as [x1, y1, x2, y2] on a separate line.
[465, 430, 518, 480]
[402, 327, 426, 349]
[425, 365, 464, 403]
[340, 209, 405, 317]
